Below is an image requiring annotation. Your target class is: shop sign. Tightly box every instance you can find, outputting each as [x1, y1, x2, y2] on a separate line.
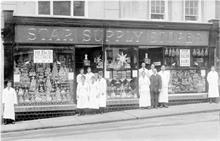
[34, 50, 53, 63]
[15, 25, 209, 46]
[180, 49, 190, 67]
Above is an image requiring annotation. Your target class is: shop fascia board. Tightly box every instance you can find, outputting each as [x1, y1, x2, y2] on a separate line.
[12, 16, 212, 31]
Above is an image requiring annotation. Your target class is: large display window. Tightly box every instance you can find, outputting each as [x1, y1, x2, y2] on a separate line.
[163, 47, 213, 94]
[13, 48, 75, 105]
[105, 47, 138, 99]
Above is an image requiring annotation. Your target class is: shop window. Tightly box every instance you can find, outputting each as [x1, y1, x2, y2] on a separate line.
[105, 47, 138, 99]
[168, 69, 206, 94]
[185, 0, 199, 21]
[13, 48, 75, 105]
[164, 47, 209, 94]
[38, 0, 85, 17]
[150, 0, 166, 20]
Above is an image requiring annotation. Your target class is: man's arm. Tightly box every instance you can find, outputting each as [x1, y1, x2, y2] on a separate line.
[158, 75, 162, 91]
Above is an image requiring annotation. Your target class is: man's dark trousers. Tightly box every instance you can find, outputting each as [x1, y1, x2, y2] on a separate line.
[150, 91, 159, 108]
[150, 74, 162, 108]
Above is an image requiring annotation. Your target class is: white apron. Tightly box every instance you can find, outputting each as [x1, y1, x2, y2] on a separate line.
[159, 71, 170, 103]
[207, 71, 219, 98]
[76, 82, 89, 109]
[76, 74, 85, 84]
[88, 82, 99, 109]
[139, 76, 151, 107]
[2, 88, 18, 120]
[98, 78, 107, 107]
[139, 68, 150, 78]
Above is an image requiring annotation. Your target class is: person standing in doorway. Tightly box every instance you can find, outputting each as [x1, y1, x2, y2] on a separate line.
[85, 67, 94, 84]
[150, 69, 162, 108]
[76, 68, 85, 84]
[2, 80, 18, 124]
[139, 62, 150, 77]
[139, 71, 151, 109]
[207, 66, 219, 103]
[158, 65, 170, 108]
[148, 64, 155, 76]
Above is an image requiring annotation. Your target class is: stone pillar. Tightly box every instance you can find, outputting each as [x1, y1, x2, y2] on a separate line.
[208, 19, 220, 102]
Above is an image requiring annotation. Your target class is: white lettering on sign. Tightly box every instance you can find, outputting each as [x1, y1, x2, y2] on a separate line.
[34, 50, 53, 63]
[15, 25, 209, 46]
[180, 49, 190, 67]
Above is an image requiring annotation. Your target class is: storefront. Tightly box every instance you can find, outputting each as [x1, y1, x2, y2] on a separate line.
[3, 15, 218, 112]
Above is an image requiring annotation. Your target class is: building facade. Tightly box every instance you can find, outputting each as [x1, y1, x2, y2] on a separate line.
[1, 0, 220, 113]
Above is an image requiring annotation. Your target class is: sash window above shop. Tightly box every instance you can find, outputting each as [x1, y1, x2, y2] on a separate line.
[150, 0, 167, 20]
[184, 0, 200, 21]
[38, 0, 86, 17]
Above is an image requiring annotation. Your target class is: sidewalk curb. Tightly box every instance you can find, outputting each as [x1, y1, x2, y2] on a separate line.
[2, 108, 220, 134]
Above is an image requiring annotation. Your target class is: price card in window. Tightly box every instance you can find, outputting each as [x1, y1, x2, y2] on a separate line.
[68, 72, 74, 80]
[34, 50, 53, 63]
[14, 74, 20, 82]
[180, 49, 190, 67]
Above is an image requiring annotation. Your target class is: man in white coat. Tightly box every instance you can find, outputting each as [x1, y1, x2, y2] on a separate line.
[76, 75, 89, 115]
[139, 71, 151, 109]
[207, 66, 219, 103]
[158, 65, 170, 108]
[2, 81, 18, 124]
[97, 72, 107, 113]
[139, 62, 150, 77]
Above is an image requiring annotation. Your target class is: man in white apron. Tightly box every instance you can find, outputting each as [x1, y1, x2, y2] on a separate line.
[158, 65, 170, 108]
[139, 71, 151, 109]
[139, 62, 150, 78]
[2, 81, 18, 124]
[76, 75, 89, 115]
[207, 66, 219, 103]
[97, 72, 107, 113]
[88, 76, 100, 111]
[85, 67, 95, 109]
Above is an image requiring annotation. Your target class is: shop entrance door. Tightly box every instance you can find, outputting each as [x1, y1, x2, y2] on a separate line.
[75, 46, 103, 75]
[139, 47, 163, 70]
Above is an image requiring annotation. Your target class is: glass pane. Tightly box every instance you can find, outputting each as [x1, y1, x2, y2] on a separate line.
[194, 1, 198, 8]
[185, 1, 190, 8]
[38, 1, 50, 15]
[169, 69, 206, 94]
[14, 48, 75, 105]
[151, 14, 164, 19]
[190, 8, 194, 15]
[53, 1, 71, 16]
[185, 16, 197, 21]
[161, 6, 165, 13]
[185, 8, 189, 15]
[190, 1, 194, 8]
[156, 6, 160, 13]
[106, 48, 138, 99]
[193, 8, 198, 15]
[73, 1, 85, 16]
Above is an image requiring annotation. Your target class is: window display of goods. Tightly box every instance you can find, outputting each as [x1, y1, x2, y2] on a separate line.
[168, 69, 206, 94]
[14, 51, 74, 105]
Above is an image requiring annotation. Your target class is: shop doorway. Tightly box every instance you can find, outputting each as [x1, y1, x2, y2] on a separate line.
[139, 47, 163, 70]
[75, 46, 103, 75]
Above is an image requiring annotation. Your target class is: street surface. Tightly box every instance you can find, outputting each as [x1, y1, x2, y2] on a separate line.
[2, 112, 220, 141]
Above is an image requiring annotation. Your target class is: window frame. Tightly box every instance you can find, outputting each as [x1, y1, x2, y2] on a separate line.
[36, 0, 88, 18]
[149, 0, 168, 21]
[183, 0, 201, 22]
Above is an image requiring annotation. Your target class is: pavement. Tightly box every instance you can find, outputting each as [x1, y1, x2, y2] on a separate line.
[1, 102, 220, 133]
